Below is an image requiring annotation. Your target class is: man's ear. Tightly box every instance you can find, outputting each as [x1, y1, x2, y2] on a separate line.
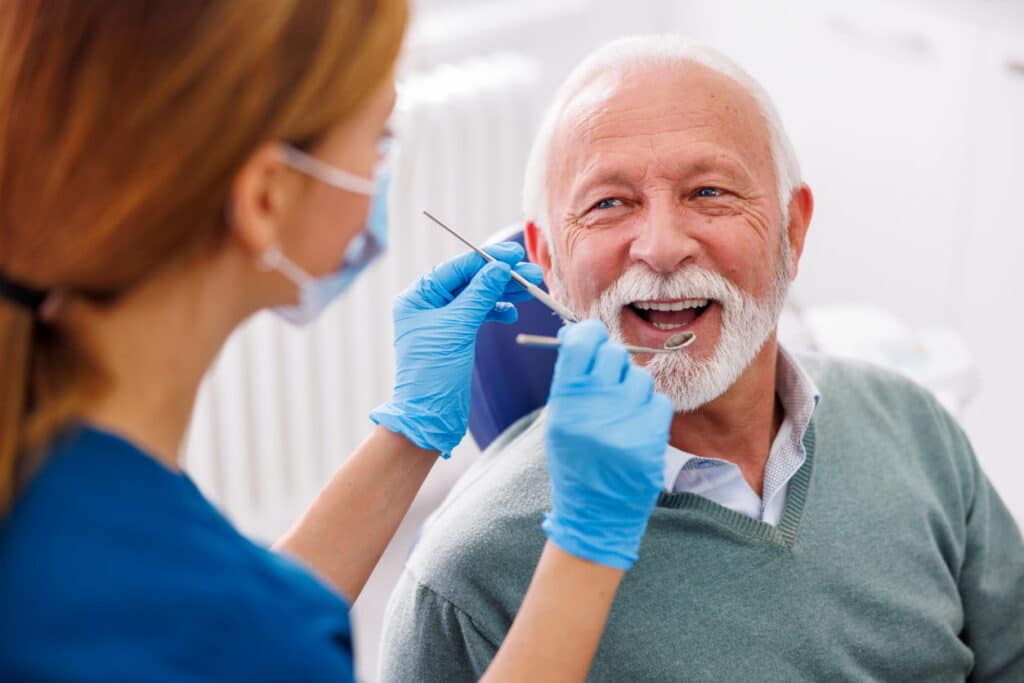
[524, 221, 553, 281]
[785, 184, 814, 280]
[228, 143, 302, 259]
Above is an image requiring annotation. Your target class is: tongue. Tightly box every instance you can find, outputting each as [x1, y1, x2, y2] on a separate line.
[648, 308, 700, 327]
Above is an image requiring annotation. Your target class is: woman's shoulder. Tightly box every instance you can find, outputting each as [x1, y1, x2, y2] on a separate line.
[0, 426, 353, 681]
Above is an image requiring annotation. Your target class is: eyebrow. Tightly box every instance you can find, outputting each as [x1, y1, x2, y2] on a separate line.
[569, 171, 638, 208]
[571, 152, 755, 205]
[669, 152, 755, 180]
[578, 170, 638, 190]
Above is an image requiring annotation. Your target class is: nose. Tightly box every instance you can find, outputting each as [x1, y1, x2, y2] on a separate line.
[628, 195, 699, 275]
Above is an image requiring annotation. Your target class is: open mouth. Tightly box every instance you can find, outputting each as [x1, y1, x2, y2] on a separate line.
[626, 298, 713, 331]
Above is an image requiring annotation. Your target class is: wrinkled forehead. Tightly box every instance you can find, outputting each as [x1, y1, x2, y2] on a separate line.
[550, 62, 775, 189]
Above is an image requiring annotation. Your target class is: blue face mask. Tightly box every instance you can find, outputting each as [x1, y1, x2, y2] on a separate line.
[260, 144, 390, 326]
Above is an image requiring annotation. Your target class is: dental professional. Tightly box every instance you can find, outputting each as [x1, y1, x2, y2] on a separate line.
[0, 2, 673, 682]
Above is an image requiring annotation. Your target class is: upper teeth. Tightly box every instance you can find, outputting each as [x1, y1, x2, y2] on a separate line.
[632, 299, 709, 311]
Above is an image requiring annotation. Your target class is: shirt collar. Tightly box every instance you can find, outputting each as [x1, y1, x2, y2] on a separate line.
[662, 344, 821, 486]
[776, 344, 821, 421]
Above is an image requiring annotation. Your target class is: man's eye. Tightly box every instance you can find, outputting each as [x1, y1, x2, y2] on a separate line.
[592, 198, 623, 210]
[695, 187, 723, 198]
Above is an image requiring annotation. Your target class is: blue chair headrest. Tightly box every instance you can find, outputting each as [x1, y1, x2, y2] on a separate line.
[469, 229, 561, 450]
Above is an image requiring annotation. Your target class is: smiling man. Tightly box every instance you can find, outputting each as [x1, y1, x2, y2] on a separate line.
[380, 36, 1024, 682]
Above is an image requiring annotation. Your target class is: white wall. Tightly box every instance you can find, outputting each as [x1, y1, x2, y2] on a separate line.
[957, 17, 1024, 520]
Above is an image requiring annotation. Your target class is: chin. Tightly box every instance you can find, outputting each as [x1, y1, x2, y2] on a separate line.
[649, 330, 776, 412]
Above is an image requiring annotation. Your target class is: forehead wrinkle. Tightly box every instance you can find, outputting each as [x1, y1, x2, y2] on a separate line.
[574, 98, 768, 175]
[576, 156, 643, 186]
[663, 147, 760, 185]
[578, 104, 704, 145]
[573, 136, 759, 195]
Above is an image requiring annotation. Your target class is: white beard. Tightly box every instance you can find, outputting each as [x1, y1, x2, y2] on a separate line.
[548, 237, 791, 412]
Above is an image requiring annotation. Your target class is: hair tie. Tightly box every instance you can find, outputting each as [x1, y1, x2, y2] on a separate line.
[0, 274, 49, 313]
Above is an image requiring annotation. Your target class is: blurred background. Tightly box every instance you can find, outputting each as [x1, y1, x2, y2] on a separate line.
[181, 0, 1023, 679]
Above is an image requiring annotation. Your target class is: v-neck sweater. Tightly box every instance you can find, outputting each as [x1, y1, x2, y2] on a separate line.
[379, 354, 1024, 682]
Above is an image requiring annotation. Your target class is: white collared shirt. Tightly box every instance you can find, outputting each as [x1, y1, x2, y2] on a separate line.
[662, 346, 821, 526]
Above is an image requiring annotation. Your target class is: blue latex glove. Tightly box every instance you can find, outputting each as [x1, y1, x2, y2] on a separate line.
[542, 320, 673, 570]
[370, 242, 544, 457]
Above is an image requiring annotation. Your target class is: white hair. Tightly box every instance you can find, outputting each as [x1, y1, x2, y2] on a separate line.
[522, 35, 802, 236]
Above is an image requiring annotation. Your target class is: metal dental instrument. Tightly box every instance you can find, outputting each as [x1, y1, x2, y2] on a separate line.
[423, 210, 578, 322]
[515, 332, 695, 355]
[423, 210, 695, 351]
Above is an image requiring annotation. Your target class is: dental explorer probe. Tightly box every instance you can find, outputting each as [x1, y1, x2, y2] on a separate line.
[422, 210, 578, 322]
[515, 332, 695, 356]
[423, 211, 696, 352]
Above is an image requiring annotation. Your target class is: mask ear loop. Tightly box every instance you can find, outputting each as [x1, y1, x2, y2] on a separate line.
[279, 145, 377, 196]
[258, 243, 315, 289]
[259, 144, 390, 292]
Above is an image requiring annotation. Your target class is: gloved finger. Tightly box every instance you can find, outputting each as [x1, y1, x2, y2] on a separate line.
[515, 261, 544, 283]
[500, 262, 545, 302]
[649, 392, 675, 429]
[421, 243, 524, 305]
[425, 251, 488, 303]
[397, 253, 484, 312]
[552, 320, 609, 381]
[449, 260, 513, 323]
[621, 364, 656, 404]
[590, 339, 631, 384]
[484, 301, 518, 324]
[482, 241, 527, 265]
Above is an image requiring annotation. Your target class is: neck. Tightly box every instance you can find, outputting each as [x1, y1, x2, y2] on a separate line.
[76, 257, 250, 470]
[668, 337, 783, 495]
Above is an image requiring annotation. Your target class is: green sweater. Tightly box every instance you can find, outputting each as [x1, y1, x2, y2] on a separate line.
[380, 355, 1024, 681]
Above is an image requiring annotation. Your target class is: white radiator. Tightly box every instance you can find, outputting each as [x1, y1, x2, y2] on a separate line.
[182, 53, 544, 542]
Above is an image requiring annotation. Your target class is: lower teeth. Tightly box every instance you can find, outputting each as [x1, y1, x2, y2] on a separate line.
[652, 322, 686, 330]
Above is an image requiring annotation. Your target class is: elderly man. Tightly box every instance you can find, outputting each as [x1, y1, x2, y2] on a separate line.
[380, 36, 1024, 681]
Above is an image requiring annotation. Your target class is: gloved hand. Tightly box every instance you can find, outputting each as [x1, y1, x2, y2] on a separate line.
[370, 242, 544, 457]
[542, 320, 673, 570]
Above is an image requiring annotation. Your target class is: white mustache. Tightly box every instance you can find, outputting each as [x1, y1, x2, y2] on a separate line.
[588, 265, 741, 319]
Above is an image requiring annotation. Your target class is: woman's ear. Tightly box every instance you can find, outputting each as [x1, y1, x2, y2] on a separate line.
[228, 143, 302, 258]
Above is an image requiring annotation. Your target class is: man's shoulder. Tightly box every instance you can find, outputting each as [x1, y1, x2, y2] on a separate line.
[797, 351, 948, 420]
[406, 410, 551, 607]
[797, 352, 975, 485]
[798, 351, 924, 394]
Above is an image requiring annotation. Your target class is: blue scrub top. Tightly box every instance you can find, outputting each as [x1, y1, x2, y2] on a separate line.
[0, 425, 354, 682]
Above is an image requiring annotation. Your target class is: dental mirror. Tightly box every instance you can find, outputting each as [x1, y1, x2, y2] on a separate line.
[516, 332, 695, 356]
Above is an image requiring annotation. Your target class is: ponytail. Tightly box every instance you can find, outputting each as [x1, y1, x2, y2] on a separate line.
[0, 280, 108, 516]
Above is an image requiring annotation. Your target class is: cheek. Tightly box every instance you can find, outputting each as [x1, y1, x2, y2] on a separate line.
[698, 220, 777, 295]
[564, 231, 631, 304]
[295, 188, 372, 275]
